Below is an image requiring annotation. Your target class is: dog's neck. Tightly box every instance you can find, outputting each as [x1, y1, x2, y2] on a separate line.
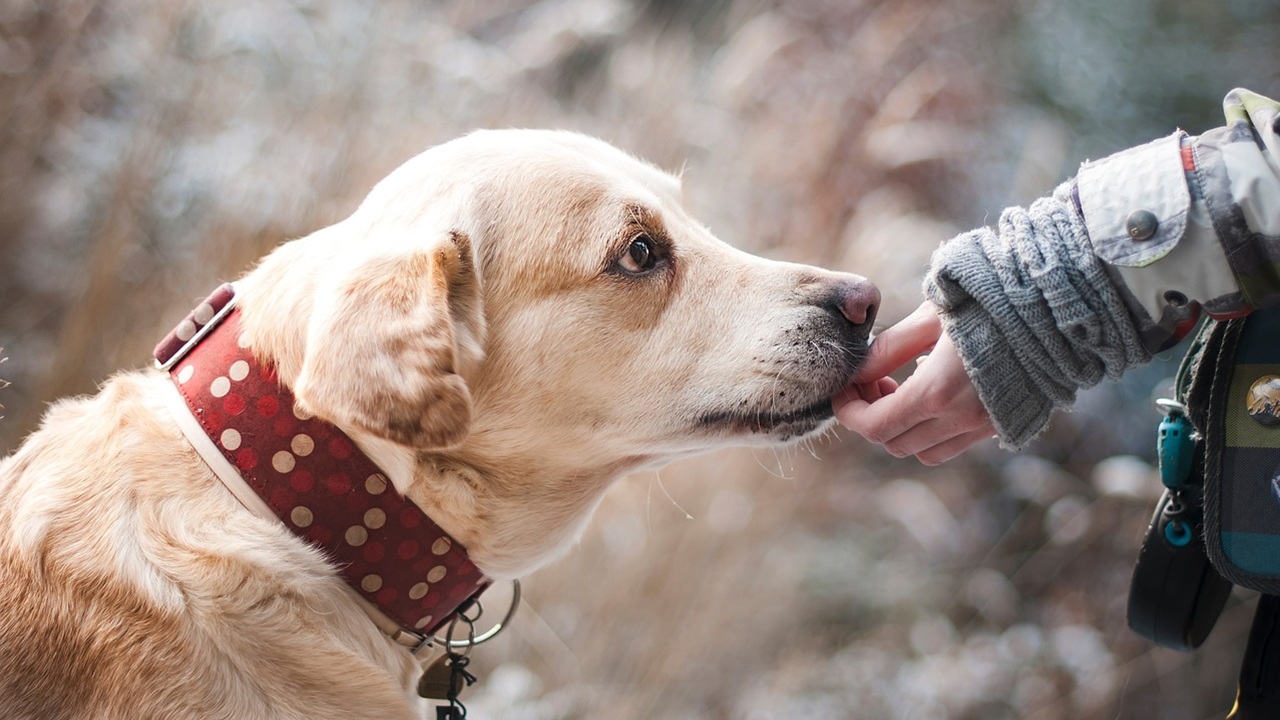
[156, 285, 490, 648]
[396, 448, 628, 580]
[336, 413, 636, 579]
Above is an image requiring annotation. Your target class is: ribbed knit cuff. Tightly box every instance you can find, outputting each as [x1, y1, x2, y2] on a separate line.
[932, 287, 1056, 449]
[924, 183, 1152, 449]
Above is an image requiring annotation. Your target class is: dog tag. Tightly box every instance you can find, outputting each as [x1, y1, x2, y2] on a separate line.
[417, 654, 463, 700]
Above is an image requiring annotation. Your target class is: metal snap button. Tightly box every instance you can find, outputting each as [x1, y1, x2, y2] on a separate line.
[1247, 374, 1280, 426]
[1126, 209, 1159, 241]
[1163, 290, 1188, 308]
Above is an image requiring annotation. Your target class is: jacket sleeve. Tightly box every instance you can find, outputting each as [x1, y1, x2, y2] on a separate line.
[1077, 88, 1280, 349]
[924, 89, 1280, 449]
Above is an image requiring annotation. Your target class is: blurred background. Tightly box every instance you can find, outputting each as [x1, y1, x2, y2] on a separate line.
[1, 0, 1278, 718]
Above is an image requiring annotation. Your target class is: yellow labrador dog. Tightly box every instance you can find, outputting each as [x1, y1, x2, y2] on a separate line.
[0, 130, 877, 719]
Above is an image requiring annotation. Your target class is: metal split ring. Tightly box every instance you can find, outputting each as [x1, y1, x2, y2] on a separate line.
[434, 579, 521, 649]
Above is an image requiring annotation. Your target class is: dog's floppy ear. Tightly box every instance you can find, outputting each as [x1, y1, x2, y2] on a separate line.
[293, 231, 482, 449]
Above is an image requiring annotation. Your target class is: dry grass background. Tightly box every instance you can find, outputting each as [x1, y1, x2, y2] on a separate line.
[1, 1, 1278, 718]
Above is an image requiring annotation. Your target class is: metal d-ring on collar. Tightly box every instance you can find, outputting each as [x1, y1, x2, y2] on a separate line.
[434, 580, 521, 649]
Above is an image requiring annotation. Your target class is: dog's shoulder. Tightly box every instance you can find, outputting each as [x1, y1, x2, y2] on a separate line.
[0, 371, 426, 719]
[0, 372, 211, 717]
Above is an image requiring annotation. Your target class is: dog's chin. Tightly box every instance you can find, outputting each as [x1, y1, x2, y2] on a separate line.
[695, 397, 836, 443]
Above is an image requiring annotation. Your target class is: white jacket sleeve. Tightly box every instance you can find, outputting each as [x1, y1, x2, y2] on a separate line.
[1076, 88, 1280, 351]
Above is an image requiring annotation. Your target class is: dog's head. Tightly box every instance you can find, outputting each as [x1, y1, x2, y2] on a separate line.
[238, 130, 876, 573]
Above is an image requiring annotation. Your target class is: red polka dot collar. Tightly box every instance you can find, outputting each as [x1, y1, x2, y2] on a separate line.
[154, 284, 488, 653]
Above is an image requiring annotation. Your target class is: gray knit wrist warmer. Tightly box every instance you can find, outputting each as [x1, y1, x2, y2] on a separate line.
[923, 183, 1152, 449]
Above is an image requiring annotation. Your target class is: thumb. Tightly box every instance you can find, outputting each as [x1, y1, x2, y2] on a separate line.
[854, 301, 943, 381]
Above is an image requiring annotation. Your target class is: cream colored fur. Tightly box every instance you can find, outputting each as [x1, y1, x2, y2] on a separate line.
[0, 130, 877, 719]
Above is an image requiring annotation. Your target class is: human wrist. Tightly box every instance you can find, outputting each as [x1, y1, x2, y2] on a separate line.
[924, 187, 1151, 450]
[927, 235, 1056, 449]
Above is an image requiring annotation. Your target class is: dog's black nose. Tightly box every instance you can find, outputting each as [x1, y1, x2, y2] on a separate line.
[836, 278, 880, 328]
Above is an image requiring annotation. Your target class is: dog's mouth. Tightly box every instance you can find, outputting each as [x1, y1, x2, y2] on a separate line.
[688, 319, 869, 443]
[695, 396, 835, 440]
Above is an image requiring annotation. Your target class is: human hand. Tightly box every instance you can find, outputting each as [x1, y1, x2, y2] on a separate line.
[833, 302, 996, 464]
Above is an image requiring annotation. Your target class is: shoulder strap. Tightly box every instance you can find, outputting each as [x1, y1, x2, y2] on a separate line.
[1230, 595, 1280, 719]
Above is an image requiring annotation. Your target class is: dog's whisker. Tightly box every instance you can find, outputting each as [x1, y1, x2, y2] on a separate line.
[651, 470, 693, 521]
[800, 435, 822, 462]
[748, 445, 789, 480]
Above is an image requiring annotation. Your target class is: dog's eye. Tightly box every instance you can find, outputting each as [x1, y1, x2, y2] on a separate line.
[617, 235, 658, 274]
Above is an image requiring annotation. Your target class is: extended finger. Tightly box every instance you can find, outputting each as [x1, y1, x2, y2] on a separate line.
[854, 302, 943, 382]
